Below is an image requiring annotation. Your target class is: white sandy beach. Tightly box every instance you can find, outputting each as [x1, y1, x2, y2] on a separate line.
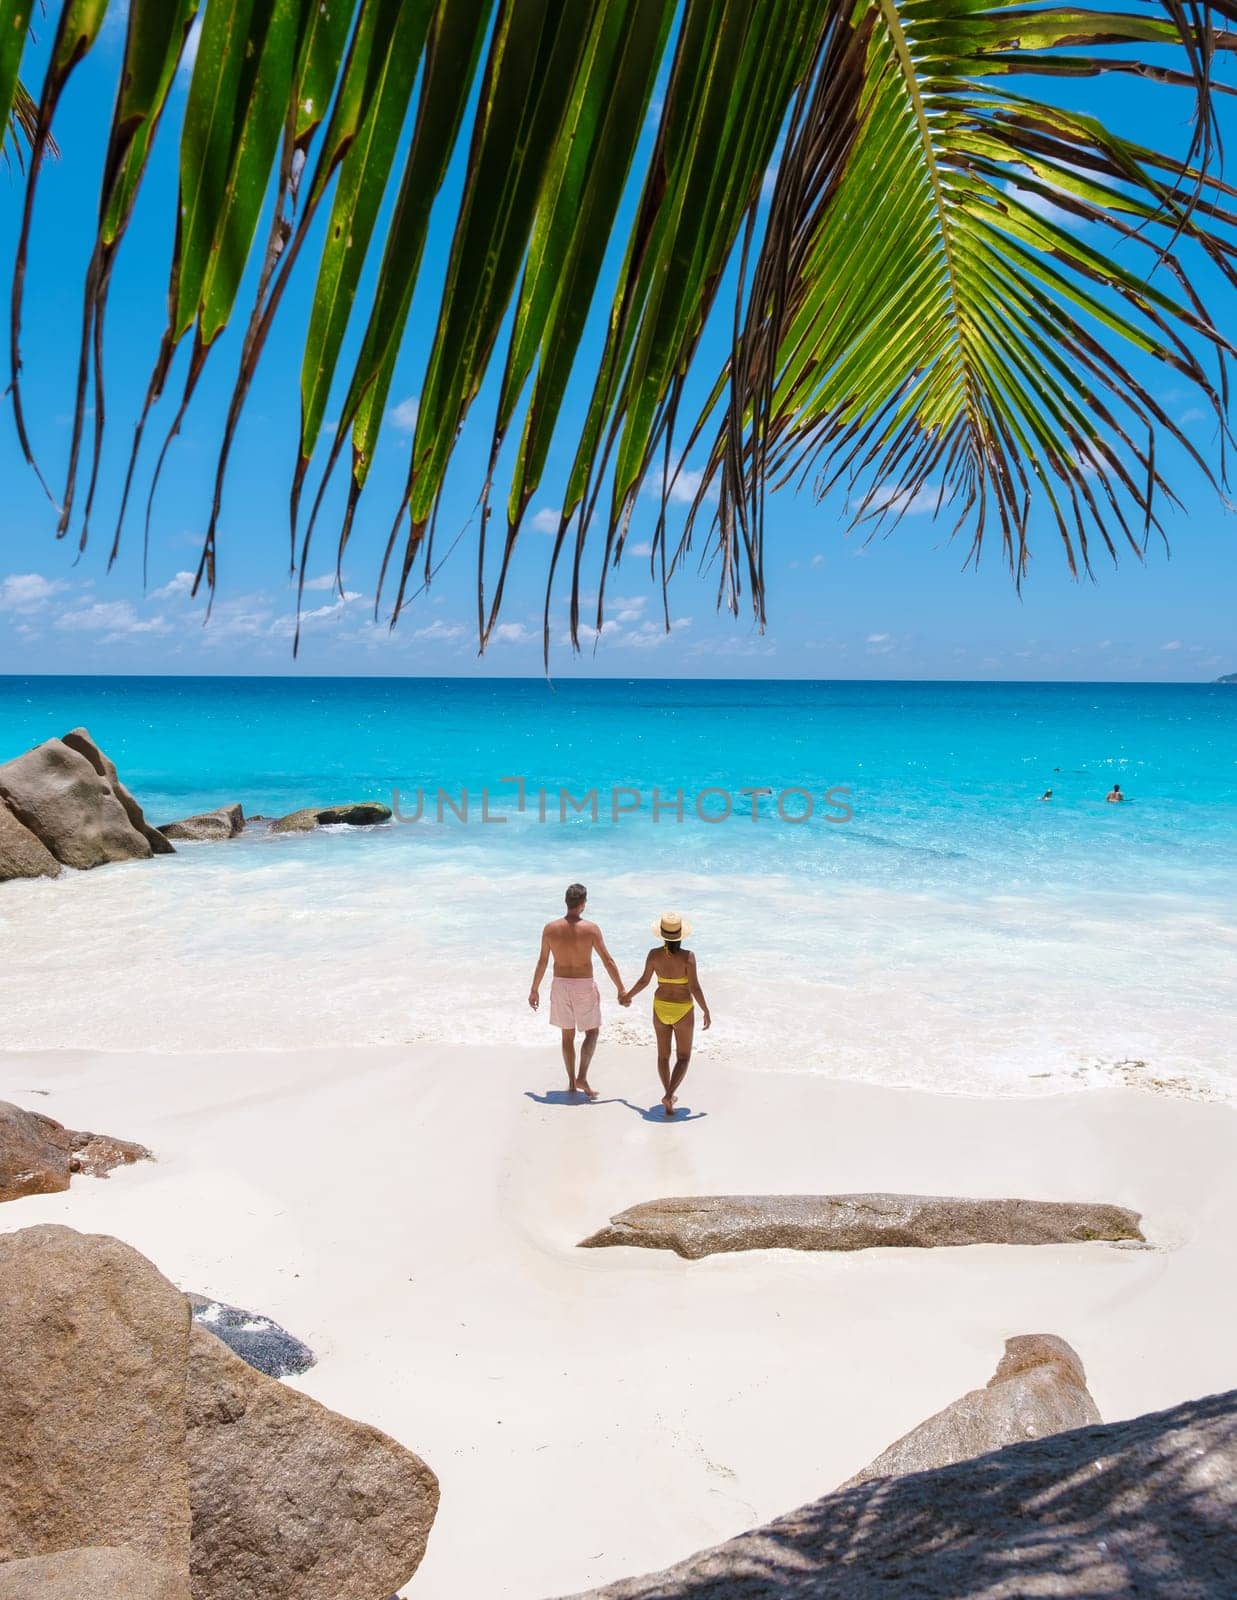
[2, 1044, 1234, 1598]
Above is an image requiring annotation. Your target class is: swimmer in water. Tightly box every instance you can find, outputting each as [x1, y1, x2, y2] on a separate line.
[1040, 789, 1053, 801]
[1106, 783, 1124, 803]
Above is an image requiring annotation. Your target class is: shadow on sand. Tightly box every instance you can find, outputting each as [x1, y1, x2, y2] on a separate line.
[562, 1391, 1237, 1598]
[524, 1090, 706, 1123]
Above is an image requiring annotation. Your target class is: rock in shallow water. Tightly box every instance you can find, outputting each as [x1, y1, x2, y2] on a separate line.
[839, 1333, 1100, 1488]
[579, 1193, 1145, 1258]
[0, 737, 157, 870]
[186, 1293, 316, 1378]
[0, 1101, 151, 1204]
[558, 1390, 1237, 1599]
[60, 727, 174, 856]
[158, 803, 245, 842]
[271, 801, 392, 832]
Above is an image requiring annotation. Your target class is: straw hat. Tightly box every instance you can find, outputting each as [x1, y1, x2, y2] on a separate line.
[652, 911, 693, 941]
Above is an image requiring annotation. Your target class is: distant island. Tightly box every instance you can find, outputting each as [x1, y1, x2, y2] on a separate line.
[1217, 673, 1237, 683]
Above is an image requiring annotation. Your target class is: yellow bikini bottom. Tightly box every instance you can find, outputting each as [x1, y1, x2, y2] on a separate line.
[653, 996, 694, 1026]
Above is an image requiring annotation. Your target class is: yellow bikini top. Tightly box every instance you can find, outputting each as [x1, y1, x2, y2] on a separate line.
[659, 974, 689, 984]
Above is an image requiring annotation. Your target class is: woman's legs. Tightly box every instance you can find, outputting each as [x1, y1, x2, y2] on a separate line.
[653, 1015, 674, 1111]
[667, 1013, 696, 1105]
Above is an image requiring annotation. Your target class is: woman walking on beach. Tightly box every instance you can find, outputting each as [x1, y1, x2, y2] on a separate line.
[621, 912, 711, 1117]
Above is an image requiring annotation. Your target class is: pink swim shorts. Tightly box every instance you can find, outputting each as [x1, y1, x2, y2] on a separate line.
[549, 977, 602, 1031]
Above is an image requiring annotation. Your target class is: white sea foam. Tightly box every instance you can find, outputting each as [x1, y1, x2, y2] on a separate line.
[1, 827, 1233, 1103]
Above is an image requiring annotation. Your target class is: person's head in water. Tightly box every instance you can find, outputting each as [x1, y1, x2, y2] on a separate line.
[565, 883, 587, 915]
[1040, 789, 1053, 800]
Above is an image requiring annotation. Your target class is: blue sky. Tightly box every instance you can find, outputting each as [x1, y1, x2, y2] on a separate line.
[1, 7, 1234, 681]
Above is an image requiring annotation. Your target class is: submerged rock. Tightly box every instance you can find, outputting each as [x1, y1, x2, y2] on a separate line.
[0, 1101, 150, 1204]
[158, 804, 245, 842]
[186, 1294, 316, 1379]
[0, 799, 60, 882]
[0, 1545, 189, 1599]
[271, 801, 392, 832]
[0, 734, 165, 870]
[839, 1333, 1101, 1488]
[579, 1194, 1145, 1258]
[0, 1226, 193, 1574]
[187, 1327, 438, 1600]
[560, 1390, 1237, 1599]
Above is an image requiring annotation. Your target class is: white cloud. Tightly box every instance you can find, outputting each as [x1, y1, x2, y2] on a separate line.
[490, 621, 533, 645]
[0, 573, 66, 613]
[810, 554, 824, 569]
[609, 594, 647, 625]
[1160, 640, 1182, 651]
[178, 14, 202, 77]
[856, 484, 942, 517]
[530, 507, 561, 533]
[54, 599, 172, 640]
[1179, 408, 1206, 425]
[627, 541, 652, 558]
[866, 632, 890, 644]
[302, 572, 343, 592]
[687, 634, 773, 659]
[413, 618, 466, 642]
[269, 591, 364, 636]
[150, 570, 195, 601]
[642, 463, 718, 507]
[389, 395, 420, 433]
[574, 614, 692, 651]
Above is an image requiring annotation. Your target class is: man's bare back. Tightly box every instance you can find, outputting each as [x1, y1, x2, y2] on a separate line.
[542, 914, 606, 978]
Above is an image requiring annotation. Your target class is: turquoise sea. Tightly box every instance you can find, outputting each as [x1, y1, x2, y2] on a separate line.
[1, 676, 1235, 1098]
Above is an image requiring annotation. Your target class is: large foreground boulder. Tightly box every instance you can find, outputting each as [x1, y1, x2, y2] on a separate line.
[187, 1292, 316, 1378]
[0, 800, 60, 881]
[187, 1326, 438, 1600]
[0, 736, 161, 869]
[0, 1100, 150, 1204]
[0, 1227, 192, 1573]
[0, 1225, 438, 1599]
[271, 801, 392, 833]
[579, 1194, 1145, 1258]
[60, 727, 174, 856]
[0, 1546, 188, 1600]
[158, 804, 244, 842]
[560, 1390, 1237, 1598]
[840, 1334, 1100, 1488]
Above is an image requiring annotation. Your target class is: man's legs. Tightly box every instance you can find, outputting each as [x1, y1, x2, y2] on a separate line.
[576, 1028, 600, 1099]
[560, 1028, 578, 1092]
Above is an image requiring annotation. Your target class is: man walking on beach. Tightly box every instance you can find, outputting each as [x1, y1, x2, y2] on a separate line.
[528, 883, 625, 1099]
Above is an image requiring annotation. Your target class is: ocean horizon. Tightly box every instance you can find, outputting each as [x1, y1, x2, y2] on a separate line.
[2, 674, 1235, 1102]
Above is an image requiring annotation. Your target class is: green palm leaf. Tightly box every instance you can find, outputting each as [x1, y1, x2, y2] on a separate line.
[3, 0, 1235, 655]
[699, 0, 1237, 615]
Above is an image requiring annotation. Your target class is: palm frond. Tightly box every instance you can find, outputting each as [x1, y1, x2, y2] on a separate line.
[695, 0, 1237, 610]
[3, 0, 1235, 655]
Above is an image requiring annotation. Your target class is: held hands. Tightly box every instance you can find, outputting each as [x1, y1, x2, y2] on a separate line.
[618, 989, 632, 1007]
